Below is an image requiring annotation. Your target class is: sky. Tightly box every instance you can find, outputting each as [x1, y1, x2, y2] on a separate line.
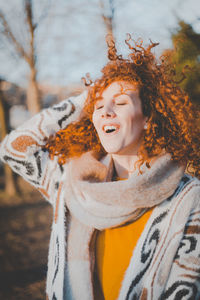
[0, 0, 200, 88]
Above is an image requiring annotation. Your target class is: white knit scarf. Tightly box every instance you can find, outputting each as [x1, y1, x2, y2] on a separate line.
[63, 153, 185, 300]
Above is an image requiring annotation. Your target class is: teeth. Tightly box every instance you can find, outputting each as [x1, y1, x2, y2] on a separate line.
[104, 125, 117, 133]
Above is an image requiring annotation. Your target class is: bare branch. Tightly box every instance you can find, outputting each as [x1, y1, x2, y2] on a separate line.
[99, 0, 115, 19]
[23, 0, 41, 113]
[0, 10, 30, 63]
[0, 2, 41, 114]
[109, 0, 115, 19]
[24, 0, 36, 32]
[24, 0, 36, 67]
[99, 0, 115, 39]
[35, 0, 52, 28]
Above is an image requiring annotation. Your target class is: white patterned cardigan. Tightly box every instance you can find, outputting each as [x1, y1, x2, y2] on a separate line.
[0, 92, 200, 300]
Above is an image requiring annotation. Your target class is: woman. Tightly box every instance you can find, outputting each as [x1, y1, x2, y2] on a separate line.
[0, 36, 200, 300]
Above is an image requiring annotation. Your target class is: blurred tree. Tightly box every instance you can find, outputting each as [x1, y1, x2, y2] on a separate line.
[0, 0, 45, 115]
[0, 79, 18, 196]
[163, 21, 200, 106]
[99, 0, 115, 42]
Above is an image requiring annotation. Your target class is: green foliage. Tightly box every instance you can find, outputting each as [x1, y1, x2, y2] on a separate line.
[168, 21, 200, 105]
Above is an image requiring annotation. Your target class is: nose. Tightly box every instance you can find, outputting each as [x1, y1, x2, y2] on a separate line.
[101, 105, 116, 118]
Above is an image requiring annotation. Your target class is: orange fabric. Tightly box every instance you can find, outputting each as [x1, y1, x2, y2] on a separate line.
[95, 208, 153, 300]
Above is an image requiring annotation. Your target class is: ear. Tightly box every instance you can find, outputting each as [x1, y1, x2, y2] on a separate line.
[143, 116, 148, 130]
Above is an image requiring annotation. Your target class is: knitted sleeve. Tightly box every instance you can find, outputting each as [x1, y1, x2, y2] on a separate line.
[160, 186, 200, 300]
[0, 92, 87, 204]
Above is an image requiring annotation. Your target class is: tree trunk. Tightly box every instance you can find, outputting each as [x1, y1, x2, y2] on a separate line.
[26, 67, 41, 115]
[0, 87, 17, 196]
[99, 0, 115, 43]
[24, 0, 41, 115]
[4, 164, 17, 196]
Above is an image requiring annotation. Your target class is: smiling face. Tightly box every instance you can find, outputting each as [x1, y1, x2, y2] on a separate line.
[92, 81, 147, 155]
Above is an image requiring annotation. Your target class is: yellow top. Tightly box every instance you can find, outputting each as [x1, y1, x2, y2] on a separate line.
[95, 208, 153, 300]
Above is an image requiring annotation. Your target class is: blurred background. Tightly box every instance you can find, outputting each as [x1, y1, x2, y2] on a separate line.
[0, 0, 200, 299]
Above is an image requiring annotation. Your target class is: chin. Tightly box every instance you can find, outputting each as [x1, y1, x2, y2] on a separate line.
[102, 146, 122, 154]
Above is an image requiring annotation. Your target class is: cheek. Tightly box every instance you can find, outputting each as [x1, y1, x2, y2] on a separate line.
[92, 112, 99, 131]
[128, 113, 146, 132]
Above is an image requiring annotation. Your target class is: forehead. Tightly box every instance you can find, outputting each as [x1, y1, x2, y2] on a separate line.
[101, 81, 138, 98]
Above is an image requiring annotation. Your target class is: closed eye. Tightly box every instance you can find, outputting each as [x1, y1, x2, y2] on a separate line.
[116, 102, 127, 106]
[95, 105, 104, 110]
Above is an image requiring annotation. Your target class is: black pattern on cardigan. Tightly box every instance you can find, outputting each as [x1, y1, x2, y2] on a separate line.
[126, 211, 168, 300]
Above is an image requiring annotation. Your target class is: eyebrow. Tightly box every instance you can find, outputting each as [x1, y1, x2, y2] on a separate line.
[95, 88, 136, 103]
[112, 90, 135, 98]
[95, 93, 129, 104]
[113, 92, 129, 97]
[95, 96, 103, 102]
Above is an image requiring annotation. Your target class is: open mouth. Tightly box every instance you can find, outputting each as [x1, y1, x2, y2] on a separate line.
[103, 125, 119, 133]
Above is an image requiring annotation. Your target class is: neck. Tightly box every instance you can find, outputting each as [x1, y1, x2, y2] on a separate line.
[111, 153, 140, 179]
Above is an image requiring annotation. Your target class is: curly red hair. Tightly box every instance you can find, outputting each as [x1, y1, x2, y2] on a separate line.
[44, 35, 200, 178]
